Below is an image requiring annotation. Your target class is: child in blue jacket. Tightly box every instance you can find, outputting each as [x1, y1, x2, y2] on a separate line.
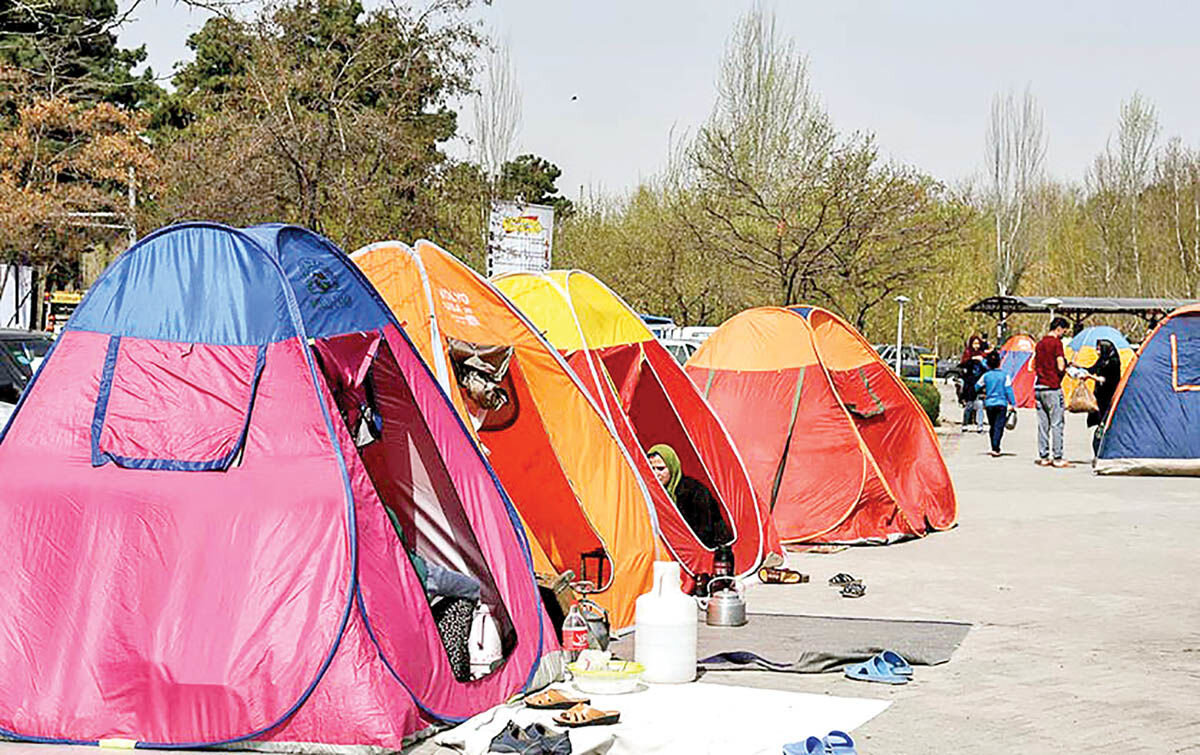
[976, 350, 1017, 456]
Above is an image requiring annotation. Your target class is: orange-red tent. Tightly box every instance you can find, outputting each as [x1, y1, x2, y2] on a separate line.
[999, 334, 1037, 408]
[495, 271, 781, 581]
[353, 241, 658, 630]
[685, 306, 957, 544]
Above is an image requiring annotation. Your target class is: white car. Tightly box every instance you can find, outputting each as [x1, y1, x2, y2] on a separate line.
[660, 338, 701, 365]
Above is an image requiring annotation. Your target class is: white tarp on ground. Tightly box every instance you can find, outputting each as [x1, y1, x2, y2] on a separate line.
[433, 681, 890, 754]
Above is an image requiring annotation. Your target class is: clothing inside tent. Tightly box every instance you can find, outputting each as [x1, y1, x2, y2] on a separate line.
[0, 223, 555, 752]
[494, 270, 780, 584]
[352, 240, 659, 630]
[685, 306, 957, 545]
[998, 334, 1037, 408]
[1097, 305, 1200, 475]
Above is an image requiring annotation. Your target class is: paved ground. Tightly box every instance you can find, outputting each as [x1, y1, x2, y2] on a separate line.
[714, 396, 1200, 753]
[414, 388, 1200, 753]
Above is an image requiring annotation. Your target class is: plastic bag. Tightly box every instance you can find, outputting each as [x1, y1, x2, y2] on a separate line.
[1005, 408, 1018, 430]
[1067, 382, 1098, 414]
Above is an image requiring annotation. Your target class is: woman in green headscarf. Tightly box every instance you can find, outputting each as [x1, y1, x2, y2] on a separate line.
[647, 443, 732, 549]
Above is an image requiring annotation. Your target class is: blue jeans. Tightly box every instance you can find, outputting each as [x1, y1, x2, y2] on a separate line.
[1036, 388, 1064, 460]
[986, 405, 1008, 452]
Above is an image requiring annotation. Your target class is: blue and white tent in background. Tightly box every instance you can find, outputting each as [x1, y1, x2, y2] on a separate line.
[1097, 304, 1200, 475]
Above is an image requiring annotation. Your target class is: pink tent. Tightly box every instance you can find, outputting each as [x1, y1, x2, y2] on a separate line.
[0, 223, 556, 751]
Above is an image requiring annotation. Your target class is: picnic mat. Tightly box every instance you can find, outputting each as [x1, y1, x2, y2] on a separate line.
[432, 681, 890, 755]
[610, 612, 971, 673]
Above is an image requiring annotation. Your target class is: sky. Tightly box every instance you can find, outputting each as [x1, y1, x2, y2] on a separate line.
[119, 0, 1200, 199]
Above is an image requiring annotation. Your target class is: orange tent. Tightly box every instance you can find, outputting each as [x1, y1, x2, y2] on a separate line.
[685, 306, 957, 544]
[352, 241, 658, 630]
[495, 271, 781, 581]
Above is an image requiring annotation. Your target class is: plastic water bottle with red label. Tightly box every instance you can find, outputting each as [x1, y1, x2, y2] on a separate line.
[562, 602, 590, 662]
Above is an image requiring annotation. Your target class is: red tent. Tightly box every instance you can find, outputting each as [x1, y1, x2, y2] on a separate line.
[686, 306, 957, 544]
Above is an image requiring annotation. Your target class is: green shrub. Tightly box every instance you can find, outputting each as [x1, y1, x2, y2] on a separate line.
[904, 379, 941, 425]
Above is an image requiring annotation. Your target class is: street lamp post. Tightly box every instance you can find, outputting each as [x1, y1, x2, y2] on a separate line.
[894, 295, 910, 377]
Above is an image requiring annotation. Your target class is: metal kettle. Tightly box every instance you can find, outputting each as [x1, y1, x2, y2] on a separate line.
[704, 576, 747, 627]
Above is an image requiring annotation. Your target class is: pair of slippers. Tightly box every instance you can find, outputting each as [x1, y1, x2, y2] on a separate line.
[524, 689, 620, 728]
[828, 573, 865, 598]
[489, 721, 571, 754]
[783, 729, 857, 754]
[758, 566, 809, 584]
[844, 650, 912, 685]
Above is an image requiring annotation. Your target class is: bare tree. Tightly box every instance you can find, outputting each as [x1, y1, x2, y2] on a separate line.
[985, 85, 1047, 295]
[1115, 92, 1159, 293]
[1086, 146, 1123, 285]
[1154, 137, 1200, 296]
[472, 39, 521, 180]
[679, 6, 841, 304]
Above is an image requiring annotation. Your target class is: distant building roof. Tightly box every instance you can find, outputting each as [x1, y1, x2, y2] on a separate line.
[966, 296, 1198, 323]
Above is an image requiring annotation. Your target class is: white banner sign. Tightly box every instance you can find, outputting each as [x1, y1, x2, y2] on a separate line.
[486, 201, 554, 277]
[0, 265, 32, 329]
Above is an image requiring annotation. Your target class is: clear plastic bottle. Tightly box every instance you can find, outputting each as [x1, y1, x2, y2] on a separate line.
[562, 602, 590, 663]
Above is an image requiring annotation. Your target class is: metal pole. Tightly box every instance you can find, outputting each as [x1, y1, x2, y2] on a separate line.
[894, 295, 909, 377]
[127, 165, 137, 247]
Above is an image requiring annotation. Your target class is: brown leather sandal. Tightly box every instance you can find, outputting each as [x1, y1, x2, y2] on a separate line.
[757, 566, 809, 584]
[553, 702, 621, 727]
[524, 688, 590, 710]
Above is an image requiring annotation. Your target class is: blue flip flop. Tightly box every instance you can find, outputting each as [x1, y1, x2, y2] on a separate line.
[781, 736, 826, 755]
[844, 654, 909, 685]
[878, 649, 913, 677]
[823, 730, 858, 754]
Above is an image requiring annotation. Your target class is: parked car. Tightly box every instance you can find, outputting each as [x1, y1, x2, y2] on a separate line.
[639, 313, 677, 339]
[0, 329, 53, 413]
[874, 344, 926, 378]
[661, 338, 701, 365]
[873, 343, 958, 380]
[666, 325, 717, 343]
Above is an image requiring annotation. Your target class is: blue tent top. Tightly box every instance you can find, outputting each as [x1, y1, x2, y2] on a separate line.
[70, 223, 391, 346]
[1069, 326, 1131, 352]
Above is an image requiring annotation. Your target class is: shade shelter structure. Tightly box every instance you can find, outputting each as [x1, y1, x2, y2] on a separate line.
[1096, 305, 1200, 475]
[966, 295, 1197, 332]
[998, 334, 1037, 408]
[685, 306, 957, 544]
[0, 223, 556, 751]
[494, 270, 781, 583]
[352, 241, 660, 630]
[1061, 326, 1135, 402]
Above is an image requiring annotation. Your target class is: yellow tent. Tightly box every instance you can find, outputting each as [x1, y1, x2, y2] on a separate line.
[495, 271, 781, 582]
[1062, 326, 1135, 404]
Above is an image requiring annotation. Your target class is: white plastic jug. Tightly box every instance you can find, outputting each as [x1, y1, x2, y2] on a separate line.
[634, 561, 697, 683]
[468, 603, 502, 679]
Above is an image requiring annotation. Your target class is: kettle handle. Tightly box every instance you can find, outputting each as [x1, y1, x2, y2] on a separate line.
[708, 575, 742, 594]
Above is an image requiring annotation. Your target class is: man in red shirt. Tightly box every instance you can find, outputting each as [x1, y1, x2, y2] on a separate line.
[1034, 317, 1070, 467]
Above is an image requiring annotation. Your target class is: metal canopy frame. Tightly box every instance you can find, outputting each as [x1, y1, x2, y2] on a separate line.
[966, 295, 1198, 333]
